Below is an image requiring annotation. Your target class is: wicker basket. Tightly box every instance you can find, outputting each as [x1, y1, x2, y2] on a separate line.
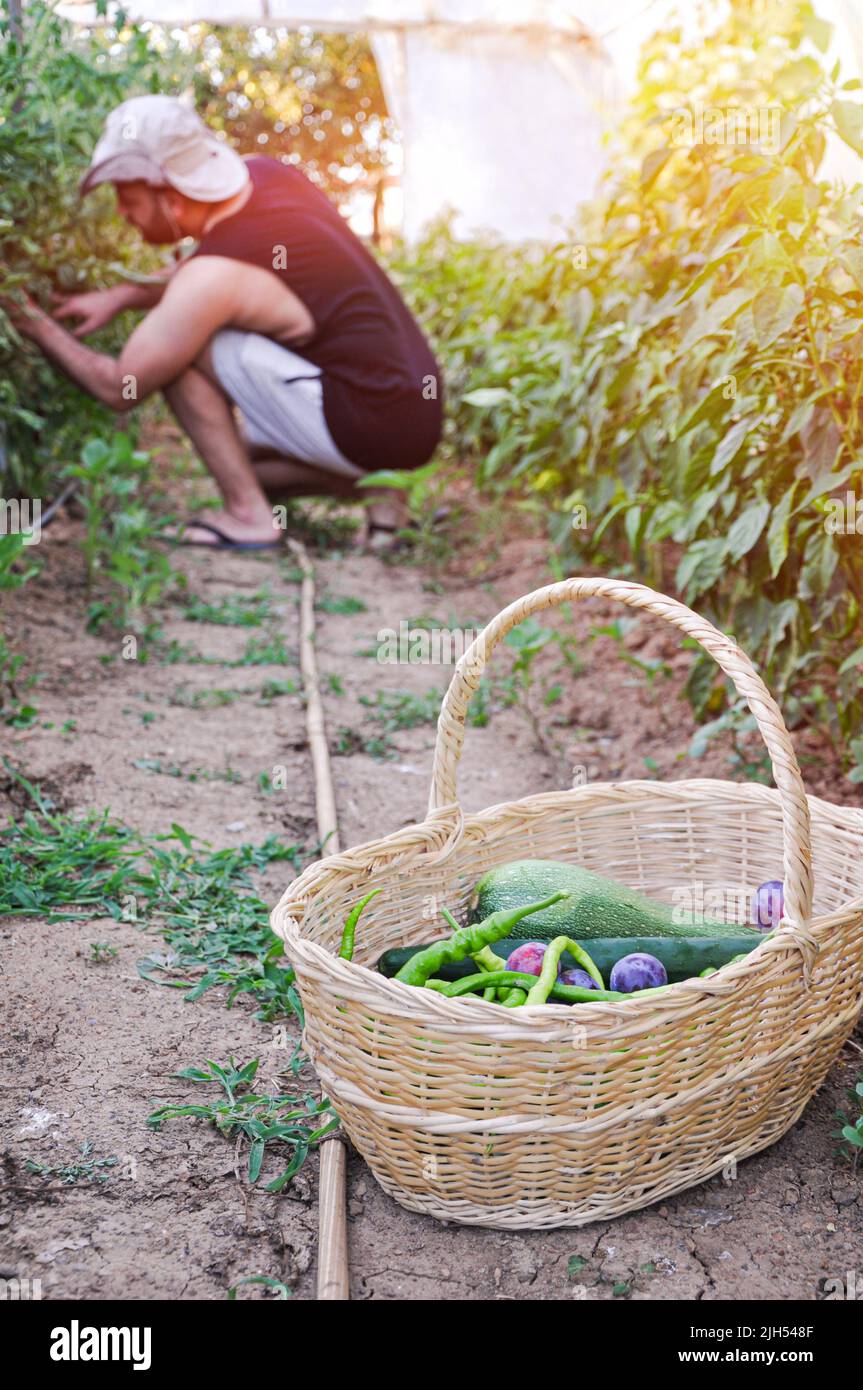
[271, 578, 863, 1229]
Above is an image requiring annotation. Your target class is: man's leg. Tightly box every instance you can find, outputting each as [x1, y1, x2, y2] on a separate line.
[162, 364, 282, 544]
[164, 347, 408, 542]
[249, 453, 407, 530]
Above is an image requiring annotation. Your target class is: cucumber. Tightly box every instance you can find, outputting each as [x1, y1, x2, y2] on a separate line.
[378, 933, 764, 984]
[469, 859, 760, 941]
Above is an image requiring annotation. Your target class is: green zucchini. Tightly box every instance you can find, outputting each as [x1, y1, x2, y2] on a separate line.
[470, 859, 760, 941]
[378, 933, 764, 985]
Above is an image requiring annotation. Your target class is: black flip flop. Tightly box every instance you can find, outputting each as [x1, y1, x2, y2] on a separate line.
[155, 519, 283, 552]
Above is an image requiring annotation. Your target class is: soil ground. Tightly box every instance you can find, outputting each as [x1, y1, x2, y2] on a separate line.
[1, 457, 861, 1301]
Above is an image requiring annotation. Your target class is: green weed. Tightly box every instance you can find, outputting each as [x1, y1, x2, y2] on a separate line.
[147, 1057, 337, 1191]
[26, 1141, 119, 1185]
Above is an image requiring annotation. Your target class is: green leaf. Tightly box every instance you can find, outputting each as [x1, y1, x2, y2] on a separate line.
[727, 500, 771, 561]
[803, 13, 833, 52]
[832, 100, 863, 157]
[751, 284, 804, 350]
[774, 57, 822, 101]
[709, 417, 754, 475]
[677, 379, 738, 438]
[676, 538, 728, 601]
[248, 1138, 265, 1184]
[838, 647, 863, 676]
[767, 490, 794, 577]
[640, 146, 672, 189]
[841, 245, 863, 291]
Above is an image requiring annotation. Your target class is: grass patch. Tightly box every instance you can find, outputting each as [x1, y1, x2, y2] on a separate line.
[0, 762, 311, 1020]
[147, 1057, 336, 1192]
[181, 589, 282, 628]
[25, 1141, 119, 1186]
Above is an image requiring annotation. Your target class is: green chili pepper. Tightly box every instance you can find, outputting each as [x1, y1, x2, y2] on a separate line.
[524, 935, 604, 1004]
[501, 988, 527, 1007]
[440, 969, 624, 1003]
[444, 968, 671, 1005]
[440, 906, 516, 1000]
[440, 909, 506, 973]
[394, 891, 570, 987]
[338, 888, 382, 962]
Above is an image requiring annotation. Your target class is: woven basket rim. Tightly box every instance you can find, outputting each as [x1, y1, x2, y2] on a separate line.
[270, 777, 863, 1031]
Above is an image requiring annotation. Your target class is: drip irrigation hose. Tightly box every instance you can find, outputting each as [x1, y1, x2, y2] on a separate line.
[288, 537, 350, 1302]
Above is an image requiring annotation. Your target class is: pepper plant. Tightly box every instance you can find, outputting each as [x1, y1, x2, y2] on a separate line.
[392, 0, 863, 772]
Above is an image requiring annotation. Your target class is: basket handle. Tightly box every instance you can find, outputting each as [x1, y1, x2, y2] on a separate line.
[428, 577, 813, 928]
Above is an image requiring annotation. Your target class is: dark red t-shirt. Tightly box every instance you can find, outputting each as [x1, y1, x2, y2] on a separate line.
[194, 157, 443, 471]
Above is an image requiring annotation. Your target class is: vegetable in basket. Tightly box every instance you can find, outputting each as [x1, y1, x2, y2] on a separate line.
[506, 941, 547, 977]
[379, 932, 764, 984]
[471, 859, 762, 941]
[752, 879, 784, 930]
[523, 936, 605, 1004]
[609, 952, 668, 993]
[338, 889, 382, 961]
[393, 891, 571, 987]
[436, 970, 668, 1005]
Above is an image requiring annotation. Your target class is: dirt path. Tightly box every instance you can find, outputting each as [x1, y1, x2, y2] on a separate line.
[1, 514, 860, 1301]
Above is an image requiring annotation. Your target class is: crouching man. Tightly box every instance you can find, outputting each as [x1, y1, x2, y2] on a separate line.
[9, 95, 443, 550]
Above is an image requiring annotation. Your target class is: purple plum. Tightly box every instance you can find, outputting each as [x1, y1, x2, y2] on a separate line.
[506, 942, 546, 977]
[558, 967, 599, 990]
[752, 879, 784, 930]
[609, 952, 668, 993]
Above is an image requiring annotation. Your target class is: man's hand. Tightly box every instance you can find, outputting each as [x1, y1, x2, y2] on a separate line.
[1, 290, 49, 340]
[52, 285, 132, 338]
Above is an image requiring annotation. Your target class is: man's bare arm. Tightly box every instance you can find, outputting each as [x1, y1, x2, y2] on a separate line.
[10, 257, 314, 408]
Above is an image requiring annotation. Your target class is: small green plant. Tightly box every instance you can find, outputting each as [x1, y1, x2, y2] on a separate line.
[688, 698, 773, 783]
[835, 1076, 863, 1165]
[0, 761, 145, 921]
[133, 758, 243, 784]
[61, 436, 178, 633]
[501, 617, 562, 755]
[332, 725, 393, 761]
[588, 620, 672, 703]
[228, 633, 296, 667]
[181, 588, 280, 628]
[169, 684, 251, 710]
[358, 460, 453, 562]
[88, 941, 118, 963]
[157, 639, 205, 666]
[257, 678, 297, 703]
[0, 533, 40, 723]
[359, 687, 442, 731]
[316, 589, 367, 615]
[25, 1140, 119, 1185]
[147, 1057, 337, 1191]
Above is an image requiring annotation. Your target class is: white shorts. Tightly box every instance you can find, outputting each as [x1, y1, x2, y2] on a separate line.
[210, 329, 363, 480]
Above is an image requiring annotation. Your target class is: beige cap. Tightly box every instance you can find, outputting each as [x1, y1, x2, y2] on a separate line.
[80, 95, 249, 202]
